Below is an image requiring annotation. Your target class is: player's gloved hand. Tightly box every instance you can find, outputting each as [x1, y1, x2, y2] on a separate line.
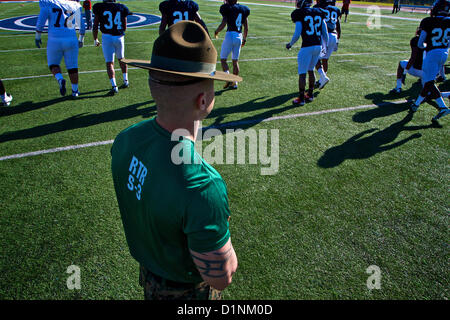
[94, 39, 100, 47]
[286, 43, 292, 50]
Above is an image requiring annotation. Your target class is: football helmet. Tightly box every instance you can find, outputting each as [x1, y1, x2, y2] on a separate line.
[431, 0, 450, 16]
[296, 0, 313, 9]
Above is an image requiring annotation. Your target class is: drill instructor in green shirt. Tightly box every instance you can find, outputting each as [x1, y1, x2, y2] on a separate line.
[111, 21, 241, 300]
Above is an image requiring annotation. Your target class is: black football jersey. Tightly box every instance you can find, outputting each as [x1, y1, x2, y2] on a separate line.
[419, 16, 450, 51]
[322, 5, 341, 33]
[291, 7, 326, 47]
[410, 36, 424, 70]
[93, 2, 131, 36]
[219, 3, 250, 33]
[159, 0, 199, 27]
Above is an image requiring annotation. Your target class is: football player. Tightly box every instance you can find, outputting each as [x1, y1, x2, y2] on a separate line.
[286, 0, 328, 106]
[314, 0, 341, 89]
[0, 80, 12, 107]
[341, 0, 351, 23]
[93, 0, 132, 95]
[410, 0, 450, 123]
[214, 0, 250, 90]
[390, 27, 425, 94]
[35, 0, 86, 97]
[158, 0, 209, 35]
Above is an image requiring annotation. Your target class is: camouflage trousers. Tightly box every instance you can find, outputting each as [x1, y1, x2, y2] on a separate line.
[139, 265, 222, 300]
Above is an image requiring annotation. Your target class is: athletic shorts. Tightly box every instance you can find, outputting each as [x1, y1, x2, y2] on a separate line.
[102, 34, 125, 63]
[47, 36, 79, 69]
[342, 8, 349, 15]
[298, 45, 321, 74]
[320, 32, 338, 59]
[422, 48, 448, 83]
[399, 60, 423, 78]
[220, 31, 243, 60]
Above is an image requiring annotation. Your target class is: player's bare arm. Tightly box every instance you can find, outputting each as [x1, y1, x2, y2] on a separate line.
[242, 19, 248, 46]
[93, 15, 100, 46]
[190, 238, 238, 291]
[194, 13, 210, 36]
[406, 47, 419, 70]
[214, 17, 227, 38]
[159, 14, 168, 35]
[336, 19, 341, 39]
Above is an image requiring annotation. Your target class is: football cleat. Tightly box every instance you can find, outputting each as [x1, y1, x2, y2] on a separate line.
[293, 96, 305, 106]
[122, 81, 129, 88]
[432, 108, 450, 123]
[389, 88, 401, 94]
[1, 93, 12, 106]
[314, 80, 320, 89]
[109, 86, 119, 95]
[409, 102, 419, 113]
[231, 82, 238, 90]
[59, 79, 66, 96]
[305, 92, 314, 102]
[72, 90, 79, 98]
[319, 77, 330, 90]
[223, 82, 232, 89]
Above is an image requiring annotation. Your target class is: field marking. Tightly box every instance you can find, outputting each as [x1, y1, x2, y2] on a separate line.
[2, 50, 408, 81]
[0, 140, 114, 161]
[0, 41, 154, 53]
[0, 100, 407, 161]
[229, 0, 421, 22]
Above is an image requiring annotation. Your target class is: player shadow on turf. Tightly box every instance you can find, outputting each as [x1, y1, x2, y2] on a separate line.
[0, 89, 111, 117]
[0, 100, 156, 143]
[206, 92, 299, 131]
[317, 112, 441, 169]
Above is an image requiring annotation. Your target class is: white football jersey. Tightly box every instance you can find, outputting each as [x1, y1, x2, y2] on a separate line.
[36, 0, 85, 37]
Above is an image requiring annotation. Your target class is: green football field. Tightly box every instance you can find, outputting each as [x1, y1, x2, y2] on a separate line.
[0, 0, 448, 300]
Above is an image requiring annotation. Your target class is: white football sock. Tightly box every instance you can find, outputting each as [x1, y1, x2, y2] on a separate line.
[110, 78, 117, 87]
[71, 84, 78, 92]
[123, 73, 128, 83]
[396, 79, 402, 89]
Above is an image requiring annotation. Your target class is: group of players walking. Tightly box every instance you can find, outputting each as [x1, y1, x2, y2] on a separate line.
[1, 0, 449, 124]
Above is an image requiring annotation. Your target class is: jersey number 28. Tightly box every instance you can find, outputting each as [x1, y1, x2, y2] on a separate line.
[431, 28, 450, 47]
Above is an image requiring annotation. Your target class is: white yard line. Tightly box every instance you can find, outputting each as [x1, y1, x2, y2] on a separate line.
[0, 100, 407, 161]
[2, 50, 408, 81]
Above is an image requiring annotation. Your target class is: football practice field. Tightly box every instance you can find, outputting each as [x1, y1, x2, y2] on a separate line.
[0, 0, 448, 300]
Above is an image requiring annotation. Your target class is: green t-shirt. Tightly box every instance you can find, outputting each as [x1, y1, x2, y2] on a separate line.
[111, 118, 231, 284]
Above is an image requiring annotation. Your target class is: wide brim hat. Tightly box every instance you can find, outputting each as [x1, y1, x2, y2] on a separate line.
[122, 21, 242, 83]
